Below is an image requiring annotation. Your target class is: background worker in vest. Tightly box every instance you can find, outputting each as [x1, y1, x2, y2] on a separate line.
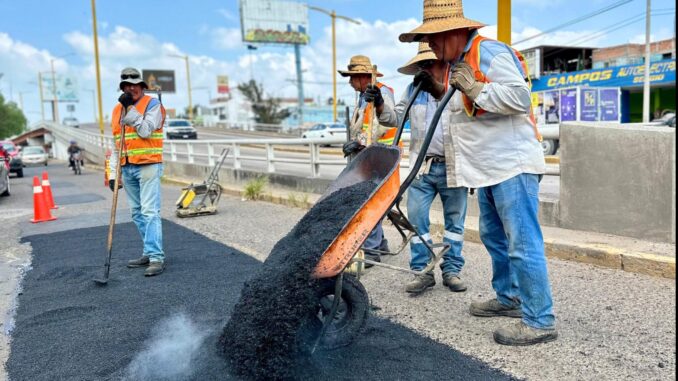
[108, 67, 167, 277]
[338, 55, 398, 265]
[395, 42, 468, 295]
[400, 0, 557, 346]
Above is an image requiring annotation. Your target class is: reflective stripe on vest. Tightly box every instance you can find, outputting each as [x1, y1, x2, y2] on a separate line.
[361, 82, 397, 144]
[462, 35, 542, 142]
[111, 95, 166, 165]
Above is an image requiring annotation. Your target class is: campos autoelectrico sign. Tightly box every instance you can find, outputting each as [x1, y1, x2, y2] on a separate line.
[240, 0, 310, 45]
[532, 59, 676, 91]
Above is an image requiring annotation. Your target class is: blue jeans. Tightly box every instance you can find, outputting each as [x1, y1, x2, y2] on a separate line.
[478, 173, 556, 329]
[407, 162, 468, 275]
[363, 222, 385, 251]
[122, 163, 164, 263]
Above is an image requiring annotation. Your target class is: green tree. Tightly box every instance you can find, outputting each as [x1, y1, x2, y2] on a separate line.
[237, 80, 290, 125]
[0, 95, 27, 139]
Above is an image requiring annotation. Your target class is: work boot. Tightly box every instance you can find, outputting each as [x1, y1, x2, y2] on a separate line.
[127, 255, 150, 268]
[470, 298, 522, 318]
[144, 261, 164, 277]
[364, 252, 381, 269]
[493, 321, 558, 346]
[405, 272, 435, 294]
[442, 273, 467, 292]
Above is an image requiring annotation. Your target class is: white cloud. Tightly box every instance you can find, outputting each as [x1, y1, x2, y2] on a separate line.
[209, 27, 242, 50]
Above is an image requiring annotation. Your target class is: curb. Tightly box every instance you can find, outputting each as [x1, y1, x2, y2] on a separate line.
[545, 155, 560, 164]
[162, 174, 674, 279]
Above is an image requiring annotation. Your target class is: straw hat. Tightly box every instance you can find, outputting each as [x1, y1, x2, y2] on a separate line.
[399, 0, 485, 43]
[397, 42, 438, 75]
[338, 55, 383, 77]
[119, 67, 148, 90]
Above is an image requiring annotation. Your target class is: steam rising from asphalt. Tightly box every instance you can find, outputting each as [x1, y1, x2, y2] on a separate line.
[125, 313, 209, 380]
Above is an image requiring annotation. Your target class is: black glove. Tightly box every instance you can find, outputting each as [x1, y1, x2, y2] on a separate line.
[118, 92, 134, 109]
[413, 70, 436, 93]
[342, 141, 365, 157]
[109, 179, 122, 192]
[364, 84, 384, 107]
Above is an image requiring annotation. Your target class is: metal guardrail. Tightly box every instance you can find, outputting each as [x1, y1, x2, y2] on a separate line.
[47, 122, 372, 178]
[46, 122, 559, 177]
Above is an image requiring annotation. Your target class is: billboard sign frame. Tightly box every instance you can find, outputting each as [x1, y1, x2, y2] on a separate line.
[239, 0, 310, 45]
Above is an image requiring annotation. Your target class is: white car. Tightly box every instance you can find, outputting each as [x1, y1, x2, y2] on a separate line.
[302, 123, 347, 141]
[62, 117, 79, 128]
[20, 146, 49, 166]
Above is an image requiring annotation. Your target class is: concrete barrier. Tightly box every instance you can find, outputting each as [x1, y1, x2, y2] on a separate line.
[559, 122, 676, 243]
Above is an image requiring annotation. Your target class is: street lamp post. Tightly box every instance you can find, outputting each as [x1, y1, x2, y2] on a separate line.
[30, 74, 46, 120]
[91, 0, 105, 140]
[642, 0, 652, 123]
[169, 54, 193, 120]
[497, 0, 511, 44]
[308, 6, 360, 122]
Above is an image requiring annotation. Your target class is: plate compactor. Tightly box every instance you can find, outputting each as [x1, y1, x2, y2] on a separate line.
[175, 148, 230, 218]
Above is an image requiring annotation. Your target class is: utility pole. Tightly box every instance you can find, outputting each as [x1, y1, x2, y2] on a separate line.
[642, 0, 651, 123]
[497, 0, 512, 44]
[294, 43, 304, 127]
[247, 45, 257, 82]
[50, 59, 58, 122]
[308, 6, 360, 122]
[36, 73, 45, 120]
[169, 54, 193, 120]
[91, 0, 105, 139]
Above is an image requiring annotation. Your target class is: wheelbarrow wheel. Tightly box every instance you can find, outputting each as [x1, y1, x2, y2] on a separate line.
[299, 274, 369, 351]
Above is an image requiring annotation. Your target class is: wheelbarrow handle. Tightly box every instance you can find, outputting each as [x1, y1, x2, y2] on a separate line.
[395, 85, 458, 202]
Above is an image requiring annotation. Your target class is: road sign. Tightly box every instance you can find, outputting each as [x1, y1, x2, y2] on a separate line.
[142, 70, 176, 93]
[240, 0, 310, 45]
[217, 75, 230, 94]
[42, 75, 79, 102]
[67, 104, 75, 112]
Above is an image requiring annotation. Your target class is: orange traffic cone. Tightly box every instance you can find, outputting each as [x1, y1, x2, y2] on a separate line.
[42, 171, 58, 209]
[31, 176, 57, 223]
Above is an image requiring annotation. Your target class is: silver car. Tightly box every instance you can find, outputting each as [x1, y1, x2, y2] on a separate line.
[20, 146, 49, 166]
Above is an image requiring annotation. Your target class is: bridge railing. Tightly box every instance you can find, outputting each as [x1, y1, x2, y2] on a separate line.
[46, 122, 411, 178]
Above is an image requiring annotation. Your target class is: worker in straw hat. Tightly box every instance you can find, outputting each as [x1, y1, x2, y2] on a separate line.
[400, 0, 557, 346]
[394, 42, 469, 295]
[338, 54, 398, 265]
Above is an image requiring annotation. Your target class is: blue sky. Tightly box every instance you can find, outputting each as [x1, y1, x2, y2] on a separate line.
[0, 0, 675, 124]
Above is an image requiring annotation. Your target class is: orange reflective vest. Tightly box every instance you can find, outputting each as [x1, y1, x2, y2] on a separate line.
[361, 82, 398, 145]
[111, 95, 166, 165]
[462, 35, 542, 142]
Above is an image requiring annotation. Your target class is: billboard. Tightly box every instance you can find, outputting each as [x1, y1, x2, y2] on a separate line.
[522, 48, 541, 79]
[142, 70, 176, 93]
[217, 75, 230, 94]
[532, 59, 675, 91]
[240, 0, 310, 45]
[42, 74, 78, 102]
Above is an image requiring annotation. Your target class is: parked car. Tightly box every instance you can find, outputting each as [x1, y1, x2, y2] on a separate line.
[63, 117, 80, 128]
[302, 123, 347, 140]
[0, 156, 10, 197]
[0, 140, 23, 178]
[164, 119, 198, 139]
[20, 145, 49, 166]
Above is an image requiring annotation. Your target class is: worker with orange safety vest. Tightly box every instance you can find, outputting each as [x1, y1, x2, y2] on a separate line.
[338, 55, 398, 265]
[400, 0, 557, 346]
[108, 67, 167, 277]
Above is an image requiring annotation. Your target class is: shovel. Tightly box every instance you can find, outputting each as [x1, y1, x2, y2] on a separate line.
[94, 106, 127, 286]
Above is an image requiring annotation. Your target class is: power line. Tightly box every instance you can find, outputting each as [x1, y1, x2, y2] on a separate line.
[513, 0, 635, 45]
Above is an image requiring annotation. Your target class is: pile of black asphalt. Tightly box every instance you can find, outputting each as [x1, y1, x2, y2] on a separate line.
[7, 219, 517, 381]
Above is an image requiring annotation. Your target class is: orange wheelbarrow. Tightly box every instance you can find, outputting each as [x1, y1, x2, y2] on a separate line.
[304, 84, 460, 352]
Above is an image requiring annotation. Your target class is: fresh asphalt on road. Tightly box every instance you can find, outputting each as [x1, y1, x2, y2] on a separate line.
[0, 162, 674, 380]
[3, 164, 514, 380]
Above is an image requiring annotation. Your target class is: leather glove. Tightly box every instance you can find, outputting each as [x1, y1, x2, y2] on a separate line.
[364, 84, 384, 107]
[342, 140, 365, 158]
[118, 92, 134, 109]
[450, 62, 484, 101]
[109, 179, 123, 192]
[413, 70, 444, 98]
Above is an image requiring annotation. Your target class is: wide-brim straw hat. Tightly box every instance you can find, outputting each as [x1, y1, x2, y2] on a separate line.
[397, 42, 439, 75]
[338, 55, 383, 77]
[119, 67, 148, 90]
[399, 0, 485, 43]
